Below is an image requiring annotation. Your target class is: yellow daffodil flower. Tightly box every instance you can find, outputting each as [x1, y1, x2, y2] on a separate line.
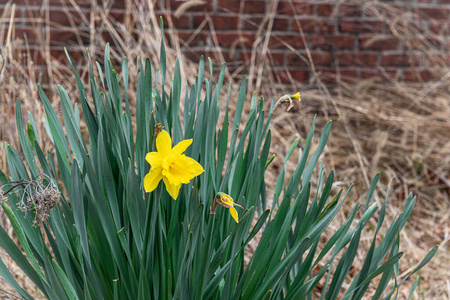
[290, 92, 301, 101]
[144, 130, 204, 200]
[211, 192, 244, 223]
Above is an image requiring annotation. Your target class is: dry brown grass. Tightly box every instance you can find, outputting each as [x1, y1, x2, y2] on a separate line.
[0, 0, 449, 299]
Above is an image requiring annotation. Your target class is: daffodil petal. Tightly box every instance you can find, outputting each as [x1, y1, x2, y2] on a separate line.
[220, 194, 234, 207]
[145, 152, 162, 168]
[156, 131, 172, 154]
[190, 158, 204, 177]
[172, 139, 192, 155]
[163, 177, 181, 200]
[144, 167, 163, 192]
[229, 207, 239, 223]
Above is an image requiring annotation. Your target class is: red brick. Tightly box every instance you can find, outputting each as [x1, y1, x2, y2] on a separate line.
[239, 51, 285, 65]
[337, 3, 362, 17]
[242, 16, 262, 30]
[20, 9, 124, 27]
[13, 0, 92, 7]
[317, 2, 334, 16]
[86, 10, 127, 27]
[361, 69, 398, 80]
[101, 31, 124, 47]
[428, 53, 450, 65]
[365, 4, 407, 18]
[50, 29, 89, 45]
[407, 35, 444, 49]
[166, 0, 212, 11]
[242, 16, 261, 30]
[14, 9, 41, 26]
[336, 52, 378, 67]
[265, 52, 285, 65]
[311, 34, 355, 50]
[269, 34, 305, 49]
[10, 27, 39, 44]
[54, 0, 125, 8]
[276, 70, 309, 83]
[191, 15, 208, 29]
[217, 0, 266, 14]
[236, 50, 250, 62]
[287, 52, 331, 66]
[310, 35, 330, 49]
[381, 53, 421, 66]
[185, 49, 228, 62]
[360, 35, 399, 50]
[227, 66, 249, 76]
[268, 52, 286, 65]
[108, 0, 127, 9]
[317, 19, 336, 33]
[108, 11, 127, 23]
[404, 69, 441, 82]
[216, 33, 254, 48]
[1, 6, 23, 22]
[429, 21, 450, 34]
[290, 70, 310, 82]
[17, 8, 86, 26]
[272, 17, 290, 31]
[157, 13, 191, 29]
[50, 9, 84, 26]
[414, 7, 450, 20]
[292, 18, 317, 32]
[15, 48, 45, 65]
[50, 48, 85, 64]
[178, 31, 209, 47]
[318, 68, 358, 83]
[333, 35, 356, 49]
[277, 1, 315, 15]
[241, 16, 289, 30]
[151, 0, 161, 10]
[437, 0, 450, 3]
[57, 66, 90, 81]
[193, 15, 239, 30]
[184, 48, 205, 62]
[49, 49, 69, 64]
[339, 20, 384, 33]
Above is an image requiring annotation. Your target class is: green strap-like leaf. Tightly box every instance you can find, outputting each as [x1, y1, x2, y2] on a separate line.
[52, 259, 78, 300]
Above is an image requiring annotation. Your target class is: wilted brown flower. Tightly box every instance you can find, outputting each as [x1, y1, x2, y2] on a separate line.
[2, 174, 60, 226]
[0, 187, 8, 203]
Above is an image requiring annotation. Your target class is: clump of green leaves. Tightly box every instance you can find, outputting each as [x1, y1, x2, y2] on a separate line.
[0, 21, 436, 299]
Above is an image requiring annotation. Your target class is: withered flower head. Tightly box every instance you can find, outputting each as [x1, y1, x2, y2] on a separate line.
[3, 174, 60, 226]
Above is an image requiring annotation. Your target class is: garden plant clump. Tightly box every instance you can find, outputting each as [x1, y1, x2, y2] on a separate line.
[0, 21, 437, 299]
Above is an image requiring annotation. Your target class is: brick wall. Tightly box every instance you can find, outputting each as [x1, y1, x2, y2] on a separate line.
[1, 0, 449, 85]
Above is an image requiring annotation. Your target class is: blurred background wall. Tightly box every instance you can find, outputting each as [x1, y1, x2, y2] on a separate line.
[1, 1, 449, 298]
[2, 0, 449, 88]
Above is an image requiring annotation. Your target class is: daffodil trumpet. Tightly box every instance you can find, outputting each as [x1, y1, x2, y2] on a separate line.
[210, 192, 244, 223]
[290, 92, 301, 101]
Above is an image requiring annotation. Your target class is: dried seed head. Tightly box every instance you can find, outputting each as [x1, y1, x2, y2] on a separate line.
[0, 187, 7, 203]
[3, 174, 60, 226]
[32, 182, 60, 225]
